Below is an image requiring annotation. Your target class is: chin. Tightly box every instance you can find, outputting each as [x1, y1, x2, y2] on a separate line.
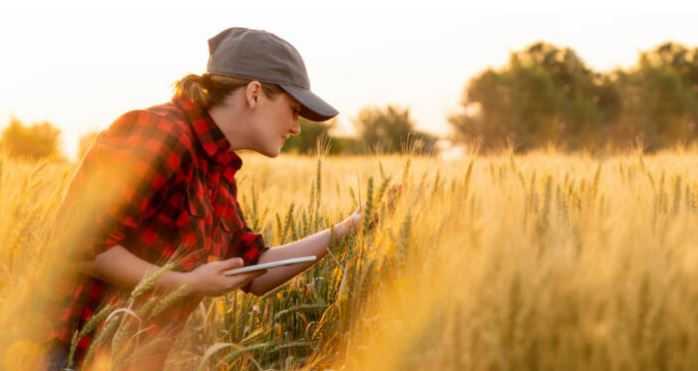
[257, 147, 281, 158]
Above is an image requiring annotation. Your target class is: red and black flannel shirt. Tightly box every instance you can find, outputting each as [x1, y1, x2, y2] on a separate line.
[48, 97, 268, 362]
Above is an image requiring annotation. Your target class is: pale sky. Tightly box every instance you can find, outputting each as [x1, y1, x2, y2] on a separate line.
[2, 1, 698, 159]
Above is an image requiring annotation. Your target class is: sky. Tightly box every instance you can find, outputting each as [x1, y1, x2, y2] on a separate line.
[2, 1, 698, 159]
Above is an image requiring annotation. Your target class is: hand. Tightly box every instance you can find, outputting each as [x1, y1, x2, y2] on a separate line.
[185, 257, 267, 297]
[345, 183, 404, 232]
[384, 184, 403, 214]
[346, 206, 361, 231]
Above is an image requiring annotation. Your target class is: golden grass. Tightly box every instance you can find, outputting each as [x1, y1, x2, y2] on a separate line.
[1, 149, 698, 370]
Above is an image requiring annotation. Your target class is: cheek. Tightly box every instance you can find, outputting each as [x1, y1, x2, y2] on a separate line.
[272, 111, 292, 133]
[257, 126, 275, 143]
[255, 107, 290, 141]
[255, 120, 282, 145]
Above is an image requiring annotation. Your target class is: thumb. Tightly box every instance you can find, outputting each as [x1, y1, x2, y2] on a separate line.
[220, 257, 244, 270]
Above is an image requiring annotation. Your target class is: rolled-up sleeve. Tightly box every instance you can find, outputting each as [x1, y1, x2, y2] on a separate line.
[227, 199, 269, 264]
[236, 229, 268, 266]
[225, 199, 270, 294]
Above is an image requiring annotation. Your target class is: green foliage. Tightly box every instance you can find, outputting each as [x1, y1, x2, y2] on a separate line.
[283, 110, 439, 156]
[0, 117, 63, 161]
[327, 136, 364, 155]
[281, 118, 384, 156]
[354, 105, 438, 155]
[450, 41, 698, 152]
[282, 118, 336, 155]
[613, 42, 698, 150]
[450, 42, 618, 152]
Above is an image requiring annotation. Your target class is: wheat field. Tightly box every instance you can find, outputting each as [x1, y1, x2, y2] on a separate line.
[2, 148, 698, 370]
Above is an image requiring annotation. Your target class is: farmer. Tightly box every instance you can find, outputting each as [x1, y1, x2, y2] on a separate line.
[44, 27, 364, 370]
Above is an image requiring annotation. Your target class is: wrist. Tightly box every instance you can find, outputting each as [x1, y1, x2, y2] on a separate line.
[335, 218, 357, 238]
[169, 271, 194, 291]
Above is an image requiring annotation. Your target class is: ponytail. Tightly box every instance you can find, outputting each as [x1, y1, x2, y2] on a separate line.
[173, 73, 283, 108]
[174, 74, 211, 107]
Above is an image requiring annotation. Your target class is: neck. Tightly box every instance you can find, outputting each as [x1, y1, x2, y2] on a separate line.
[208, 103, 251, 152]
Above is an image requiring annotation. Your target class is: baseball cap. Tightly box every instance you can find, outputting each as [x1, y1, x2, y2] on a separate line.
[206, 27, 339, 122]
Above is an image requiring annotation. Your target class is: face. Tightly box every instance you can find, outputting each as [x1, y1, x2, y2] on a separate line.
[248, 91, 302, 157]
[208, 82, 303, 158]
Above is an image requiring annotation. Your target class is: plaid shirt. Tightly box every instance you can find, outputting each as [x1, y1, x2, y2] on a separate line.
[49, 97, 268, 362]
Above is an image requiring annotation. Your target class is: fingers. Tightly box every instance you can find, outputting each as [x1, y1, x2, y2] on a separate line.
[388, 183, 404, 195]
[367, 184, 404, 230]
[354, 206, 362, 216]
[386, 184, 404, 211]
[226, 270, 267, 290]
[229, 270, 266, 281]
[349, 182, 405, 232]
[218, 257, 244, 271]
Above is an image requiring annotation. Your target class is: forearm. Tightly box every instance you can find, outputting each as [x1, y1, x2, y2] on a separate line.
[248, 219, 356, 296]
[75, 245, 188, 291]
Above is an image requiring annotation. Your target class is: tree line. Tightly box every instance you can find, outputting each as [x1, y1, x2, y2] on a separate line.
[450, 41, 698, 152]
[3, 40, 698, 161]
[0, 105, 437, 161]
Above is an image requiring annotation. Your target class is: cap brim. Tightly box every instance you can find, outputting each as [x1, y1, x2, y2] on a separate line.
[279, 84, 339, 122]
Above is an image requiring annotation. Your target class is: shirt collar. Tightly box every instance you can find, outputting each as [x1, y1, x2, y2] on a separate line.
[172, 97, 243, 170]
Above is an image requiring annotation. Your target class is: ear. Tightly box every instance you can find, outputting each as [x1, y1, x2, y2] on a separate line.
[245, 81, 263, 109]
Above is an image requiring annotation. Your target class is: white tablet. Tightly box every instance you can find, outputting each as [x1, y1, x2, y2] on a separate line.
[224, 256, 317, 275]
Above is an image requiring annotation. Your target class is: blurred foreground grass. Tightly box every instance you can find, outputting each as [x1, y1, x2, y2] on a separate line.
[2, 149, 698, 370]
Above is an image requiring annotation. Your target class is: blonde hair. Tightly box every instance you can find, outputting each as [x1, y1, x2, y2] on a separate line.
[173, 73, 283, 108]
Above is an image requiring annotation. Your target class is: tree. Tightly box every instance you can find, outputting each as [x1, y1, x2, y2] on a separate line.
[282, 118, 336, 155]
[0, 117, 63, 160]
[450, 42, 619, 152]
[354, 105, 438, 155]
[329, 136, 364, 155]
[612, 42, 698, 150]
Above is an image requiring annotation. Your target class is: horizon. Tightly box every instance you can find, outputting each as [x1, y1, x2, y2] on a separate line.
[2, 7, 698, 159]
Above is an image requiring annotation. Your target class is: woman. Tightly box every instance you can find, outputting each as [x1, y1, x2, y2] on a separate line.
[45, 27, 364, 370]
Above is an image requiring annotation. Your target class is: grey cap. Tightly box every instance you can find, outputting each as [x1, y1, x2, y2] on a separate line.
[206, 27, 339, 122]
